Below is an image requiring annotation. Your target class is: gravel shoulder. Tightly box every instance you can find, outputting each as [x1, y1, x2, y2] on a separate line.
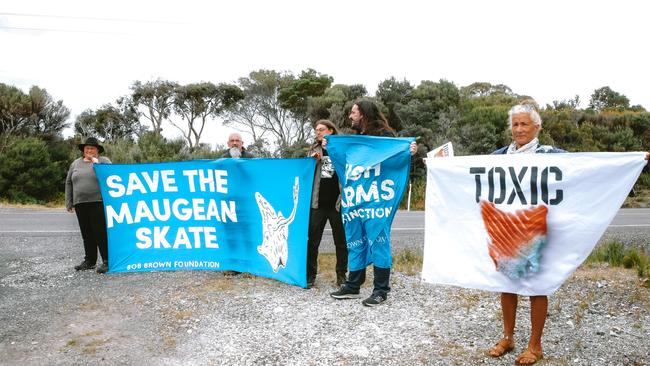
[1, 232, 649, 366]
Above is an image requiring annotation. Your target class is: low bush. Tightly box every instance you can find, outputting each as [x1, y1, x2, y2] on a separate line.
[586, 241, 650, 287]
[0, 137, 66, 203]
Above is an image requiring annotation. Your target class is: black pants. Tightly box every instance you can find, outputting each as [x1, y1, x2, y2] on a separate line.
[74, 201, 108, 264]
[306, 206, 348, 280]
[345, 266, 391, 299]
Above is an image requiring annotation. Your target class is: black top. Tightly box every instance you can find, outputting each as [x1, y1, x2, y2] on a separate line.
[317, 149, 340, 209]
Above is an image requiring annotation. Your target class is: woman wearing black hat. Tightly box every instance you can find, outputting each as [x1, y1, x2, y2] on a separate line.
[65, 137, 112, 274]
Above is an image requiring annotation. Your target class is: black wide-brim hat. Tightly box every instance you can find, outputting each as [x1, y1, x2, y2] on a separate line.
[78, 137, 105, 153]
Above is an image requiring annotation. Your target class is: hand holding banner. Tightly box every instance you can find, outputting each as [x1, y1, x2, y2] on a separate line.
[94, 158, 315, 287]
[326, 135, 413, 270]
[422, 152, 647, 295]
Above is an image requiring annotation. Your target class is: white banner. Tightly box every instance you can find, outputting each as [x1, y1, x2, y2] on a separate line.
[422, 152, 647, 295]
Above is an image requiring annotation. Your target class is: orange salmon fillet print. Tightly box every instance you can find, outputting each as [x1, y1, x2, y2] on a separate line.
[480, 201, 548, 279]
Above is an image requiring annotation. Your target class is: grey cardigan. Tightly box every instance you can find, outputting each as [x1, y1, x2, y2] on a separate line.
[65, 156, 112, 210]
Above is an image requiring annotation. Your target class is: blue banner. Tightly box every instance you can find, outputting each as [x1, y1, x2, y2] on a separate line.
[93, 158, 315, 287]
[325, 135, 413, 270]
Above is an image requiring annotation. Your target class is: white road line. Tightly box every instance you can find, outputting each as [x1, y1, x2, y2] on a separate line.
[0, 212, 67, 215]
[609, 224, 650, 227]
[0, 230, 78, 233]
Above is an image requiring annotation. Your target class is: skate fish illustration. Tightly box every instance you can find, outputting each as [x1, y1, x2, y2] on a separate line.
[256, 177, 299, 272]
[480, 200, 548, 280]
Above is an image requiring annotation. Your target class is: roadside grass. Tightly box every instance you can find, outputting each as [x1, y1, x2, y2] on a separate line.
[317, 241, 650, 296]
[0, 198, 64, 209]
[317, 249, 424, 279]
[585, 241, 650, 288]
[573, 290, 595, 327]
[60, 330, 108, 355]
[624, 187, 650, 208]
[399, 179, 426, 211]
[321, 243, 650, 288]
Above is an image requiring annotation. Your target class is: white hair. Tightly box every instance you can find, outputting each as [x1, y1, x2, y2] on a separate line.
[508, 104, 542, 128]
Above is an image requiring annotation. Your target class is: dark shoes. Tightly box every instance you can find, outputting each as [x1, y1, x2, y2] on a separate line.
[74, 261, 95, 271]
[362, 294, 387, 307]
[74, 260, 108, 273]
[96, 262, 108, 274]
[306, 276, 316, 289]
[330, 286, 361, 299]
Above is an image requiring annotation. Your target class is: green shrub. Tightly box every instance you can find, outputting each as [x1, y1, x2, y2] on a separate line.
[636, 172, 650, 190]
[586, 241, 625, 265]
[102, 133, 191, 164]
[622, 251, 639, 269]
[103, 138, 138, 164]
[587, 242, 650, 287]
[0, 137, 65, 203]
[399, 178, 426, 210]
[138, 133, 190, 163]
[393, 249, 423, 275]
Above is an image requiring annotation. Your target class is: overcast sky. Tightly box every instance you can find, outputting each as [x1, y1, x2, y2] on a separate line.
[2, 0, 649, 147]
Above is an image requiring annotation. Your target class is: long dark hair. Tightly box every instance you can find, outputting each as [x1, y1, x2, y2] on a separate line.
[354, 100, 396, 136]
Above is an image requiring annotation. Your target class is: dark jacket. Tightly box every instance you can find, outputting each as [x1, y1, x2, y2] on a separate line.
[361, 128, 396, 138]
[308, 142, 342, 210]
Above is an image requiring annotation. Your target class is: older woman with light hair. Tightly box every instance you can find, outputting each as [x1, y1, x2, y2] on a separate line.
[487, 100, 563, 365]
[488, 100, 648, 365]
[492, 102, 562, 155]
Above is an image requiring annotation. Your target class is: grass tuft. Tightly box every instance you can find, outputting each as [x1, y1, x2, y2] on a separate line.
[393, 249, 424, 275]
[586, 241, 650, 288]
[315, 249, 424, 278]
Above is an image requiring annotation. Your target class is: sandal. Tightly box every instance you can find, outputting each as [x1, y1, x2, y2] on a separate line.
[488, 337, 515, 357]
[515, 348, 543, 365]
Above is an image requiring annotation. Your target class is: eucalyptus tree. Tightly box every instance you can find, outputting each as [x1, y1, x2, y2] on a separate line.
[131, 79, 178, 136]
[172, 82, 244, 150]
[376, 77, 413, 131]
[224, 69, 328, 156]
[279, 68, 333, 122]
[26, 86, 70, 136]
[0, 83, 31, 136]
[392, 79, 461, 152]
[588, 86, 630, 112]
[454, 82, 519, 154]
[307, 83, 367, 130]
[75, 103, 140, 142]
[0, 84, 70, 137]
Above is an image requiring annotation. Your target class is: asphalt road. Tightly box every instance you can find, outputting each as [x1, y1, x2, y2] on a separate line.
[1, 206, 648, 251]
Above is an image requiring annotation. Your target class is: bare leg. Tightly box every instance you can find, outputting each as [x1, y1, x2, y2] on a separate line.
[528, 295, 547, 352]
[501, 292, 518, 339]
[489, 292, 517, 357]
[515, 295, 547, 365]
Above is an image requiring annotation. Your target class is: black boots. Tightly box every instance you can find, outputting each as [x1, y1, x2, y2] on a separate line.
[74, 261, 95, 271]
[74, 260, 107, 273]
